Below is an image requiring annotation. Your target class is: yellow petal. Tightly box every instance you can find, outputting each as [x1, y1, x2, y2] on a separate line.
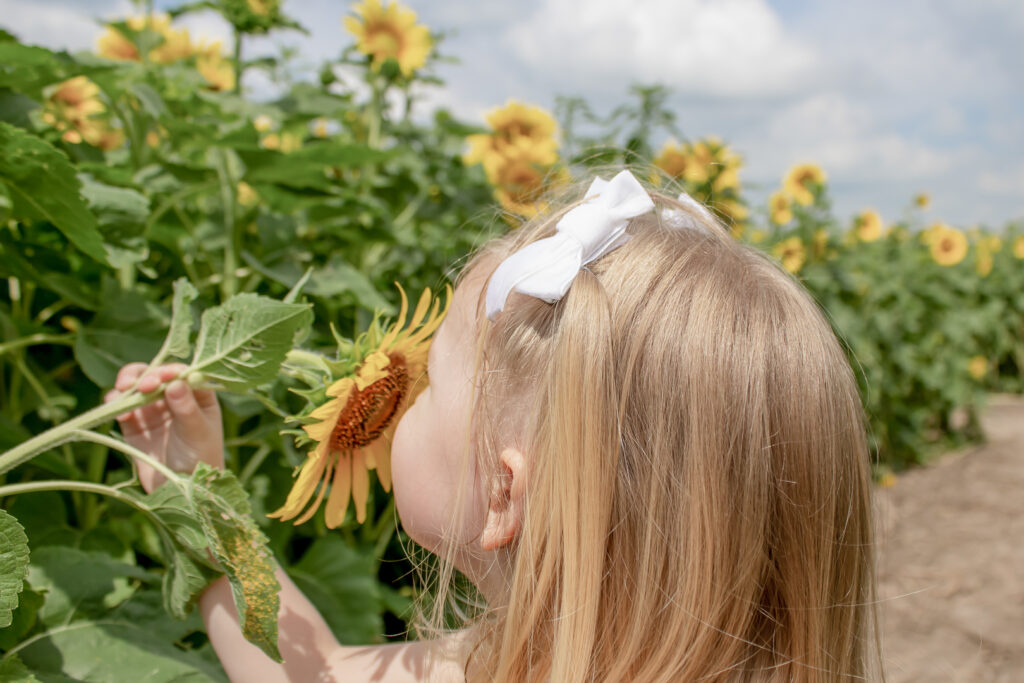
[370, 439, 392, 492]
[352, 450, 370, 524]
[354, 351, 390, 391]
[324, 453, 352, 529]
[267, 449, 328, 520]
[379, 283, 409, 349]
[309, 396, 344, 421]
[325, 376, 355, 398]
[294, 459, 333, 525]
[407, 286, 433, 332]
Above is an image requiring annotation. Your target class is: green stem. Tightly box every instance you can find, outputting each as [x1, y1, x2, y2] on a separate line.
[12, 356, 59, 426]
[371, 496, 397, 565]
[0, 390, 151, 475]
[0, 479, 147, 513]
[238, 444, 270, 486]
[81, 441, 110, 529]
[213, 150, 239, 300]
[233, 31, 244, 95]
[367, 78, 383, 150]
[0, 333, 74, 357]
[67, 429, 183, 491]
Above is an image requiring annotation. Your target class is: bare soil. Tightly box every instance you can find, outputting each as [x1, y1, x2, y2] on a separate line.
[878, 394, 1024, 682]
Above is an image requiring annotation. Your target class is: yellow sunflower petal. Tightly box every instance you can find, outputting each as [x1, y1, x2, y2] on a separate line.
[355, 351, 391, 390]
[407, 286, 433, 332]
[405, 284, 451, 348]
[267, 449, 328, 520]
[294, 459, 334, 525]
[370, 438, 392, 492]
[324, 454, 352, 529]
[378, 283, 409, 349]
[352, 450, 370, 524]
[325, 376, 355, 398]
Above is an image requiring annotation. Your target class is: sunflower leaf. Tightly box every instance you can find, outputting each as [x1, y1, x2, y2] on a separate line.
[190, 464, 281, 662]
[151, 278, 199, 366]
[190, 294, 313, 391]
[0, 509, 30, 628]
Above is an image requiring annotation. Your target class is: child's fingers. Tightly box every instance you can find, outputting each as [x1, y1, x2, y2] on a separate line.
[194, 388, 219, 411]
[158, 363, 189, 383]
[164, 380, 208, 428]
[115, 363, 149, 392]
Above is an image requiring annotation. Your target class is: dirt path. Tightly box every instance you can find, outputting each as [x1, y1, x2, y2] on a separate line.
[878, 394, 1024, 682]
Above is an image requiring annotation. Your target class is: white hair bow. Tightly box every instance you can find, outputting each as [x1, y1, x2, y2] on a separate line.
[661, 192, 717, 231]
[485, 170, 655, 320]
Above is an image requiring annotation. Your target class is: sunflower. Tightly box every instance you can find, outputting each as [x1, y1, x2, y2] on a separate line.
[854, 209, 883, 242]
[1013, 235, 1024, 260]
[783, 163, 826, 207]
[772, 236, 806, 274]
[196, 44, 236, 91]
[711, 165, 740, 193]
[715, 198, 748, 222]
[929, 225, 968, 266]
[269, 285, 450, 527]
[914, 192, 930, 209]
[653, 142, 689, 179]
[769, 192, 792, 225]
[97, 14, 188, 63]
[41, 76, 112, 146]
[491, 156, 551, 218]
[464, 101, 559, 174]
[344, 0, 433, 77]
[967, 356, 988, 380]
[976, 250, 994, 277]
[684, 141, 713, 184]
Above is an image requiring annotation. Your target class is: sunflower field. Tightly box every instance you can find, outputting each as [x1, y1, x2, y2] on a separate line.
[1, 1, 1022, 678]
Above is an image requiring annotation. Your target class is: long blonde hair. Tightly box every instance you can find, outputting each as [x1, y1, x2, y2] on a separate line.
[430, 179, 880, 682]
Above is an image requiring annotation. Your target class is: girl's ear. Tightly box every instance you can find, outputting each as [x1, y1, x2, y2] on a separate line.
[479, 447, 528, 551]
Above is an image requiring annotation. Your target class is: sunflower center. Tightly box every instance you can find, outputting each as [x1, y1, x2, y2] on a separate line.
[329, 354, 410, 451]
[939, 237, 955, 252]
[366, 25, 404, 58]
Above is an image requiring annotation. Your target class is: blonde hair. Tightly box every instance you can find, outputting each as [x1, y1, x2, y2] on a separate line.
[428, 179, 881, 682]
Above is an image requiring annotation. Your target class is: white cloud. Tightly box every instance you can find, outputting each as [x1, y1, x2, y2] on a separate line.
[0, 0, 131, 52]
[750, 92, 953, 181]
[506, 0, 818, 97]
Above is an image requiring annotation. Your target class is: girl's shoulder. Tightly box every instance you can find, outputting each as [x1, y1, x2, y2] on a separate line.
[325, 631, 471, 682]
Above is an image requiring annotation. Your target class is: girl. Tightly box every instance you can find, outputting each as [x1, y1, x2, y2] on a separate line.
[109, 170, 881, 681]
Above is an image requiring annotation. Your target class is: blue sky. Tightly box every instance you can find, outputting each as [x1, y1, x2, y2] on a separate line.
[2, 0, 1022, 228]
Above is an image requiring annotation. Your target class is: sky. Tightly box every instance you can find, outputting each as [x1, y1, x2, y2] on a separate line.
[2, 0, 1022, 228]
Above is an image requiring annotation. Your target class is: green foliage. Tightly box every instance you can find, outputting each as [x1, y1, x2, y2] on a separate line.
[0, 122, 108, 264]
[0, 5, 1019, 681]
[0, 510, 30, 628]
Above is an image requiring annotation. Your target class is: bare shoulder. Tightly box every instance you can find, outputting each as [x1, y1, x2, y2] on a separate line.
[324, 634, 469, 682]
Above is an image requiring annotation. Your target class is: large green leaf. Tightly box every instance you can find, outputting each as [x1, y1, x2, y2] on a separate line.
[191, 464, 281, 662]
[153, 278, 200, 365]
[27, 546, 154, 626]
[0, 654, 42, 683]
[190, 294, 312, 391]
[0, 584, 44, 649]
[15, 619, 228, 683]
[0, 121, 108, 265]
[126, 481, 217, 619]
[0, 509, 30, 628]
[0, 43, 63, 96]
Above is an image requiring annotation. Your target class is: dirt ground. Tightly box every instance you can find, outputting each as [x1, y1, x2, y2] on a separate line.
[877, 394, 1024, 681]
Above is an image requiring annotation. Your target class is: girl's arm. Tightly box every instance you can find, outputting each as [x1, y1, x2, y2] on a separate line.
[107, 364, 462, 681]
[200, 568, 460, 682]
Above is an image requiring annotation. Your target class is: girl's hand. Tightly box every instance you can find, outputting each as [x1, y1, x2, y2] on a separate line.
[106, 362, 224, 494]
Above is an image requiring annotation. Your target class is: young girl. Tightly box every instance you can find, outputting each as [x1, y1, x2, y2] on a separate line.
[108, 170, 881, 681]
